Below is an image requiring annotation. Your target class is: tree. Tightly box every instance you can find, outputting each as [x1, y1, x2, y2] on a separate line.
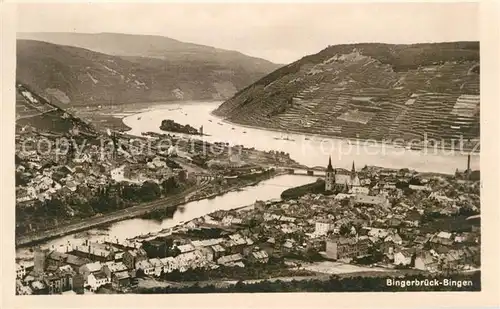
[339, 224, 351, 236]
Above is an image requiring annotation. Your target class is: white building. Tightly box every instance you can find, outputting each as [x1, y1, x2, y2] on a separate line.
[136, 260, 154, 276]
[314, 221, 335, 236]
[394, 250, 413, 266]
[87, 272, 110, 292]
[159, 257, 176, 274]
[351, 186, 370, 195]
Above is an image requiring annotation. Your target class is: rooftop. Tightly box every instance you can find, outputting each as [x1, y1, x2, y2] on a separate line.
[104, 261, 128, 273]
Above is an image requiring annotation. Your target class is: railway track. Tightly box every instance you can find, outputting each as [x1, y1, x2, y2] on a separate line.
[16, 183, 210, 247]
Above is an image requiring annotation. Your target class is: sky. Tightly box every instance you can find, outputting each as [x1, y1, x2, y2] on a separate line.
[16, 2, 479, 64]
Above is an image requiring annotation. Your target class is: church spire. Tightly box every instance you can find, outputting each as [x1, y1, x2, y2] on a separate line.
[326, 156, 334, 172]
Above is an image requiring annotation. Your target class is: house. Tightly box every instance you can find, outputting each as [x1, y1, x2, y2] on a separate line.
[404, 210, 422, 227]
[43, 272, 73, 295]
[176, 243, 195, 254]
[393, 249, 414, 266]
[217, 253, 244, 266]
[225, 234, 249, 254]
[283, 239, 296, 250]
[174, 250, 207, 272]
[353, 194, 389, 208]
[16, 263, 26, 279]
[30, 280, 48, 295]
[414, 235, 431, 245]
[111, 270, 132, 289]
[409, 184, 431, 192]
[148, 258, 164, 277]
[71, 241, 117, 262]
[16, 280, 33, 295]
[123, 248, 147, 270]
[65, 254, 92, 271]
[65, 180, 78, 192]
[314, 220, 335, 236]
[221, 215, 243, 226]
[428, 192, 455, 203]
[442, 249, 464, 267]
[430, 232, 454, 247]
[210, 244, 226, 260]
[386, 217, 403, 227]
[45, 251, 90, 271]
[325, 237, 370, 260]
[249, 250, 269, 263]
[79, 262, 102, 285]
[454, 233, 473, 243]
[135, 260, 154, 276]
[102, 261, 128, 279]
[198, 246, 215, 262]
[16, 193, 34, 203]
[351, 186, 370, 195]
[87, 271, 109, 292]
[159, 257, 176, 274]
[334, 193, 352, 201]
[367, 228, 389, 239]
[414, 252, 439, 273]
[384, 233, 403, 245]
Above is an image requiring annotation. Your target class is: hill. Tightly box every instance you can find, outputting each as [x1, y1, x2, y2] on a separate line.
[213, 42, 480, 145]
[17, 32, 281, 74]
[16, 37, 281, 106]
[16, 82, 97, 135]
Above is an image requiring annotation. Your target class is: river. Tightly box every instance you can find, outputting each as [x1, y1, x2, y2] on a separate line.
[16, 100, 479, 260]
[122, 101, 479, 173]
[16, 175, 316, 261]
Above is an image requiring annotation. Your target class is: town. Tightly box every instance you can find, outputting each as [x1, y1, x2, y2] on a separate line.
[14, 93, 303, 247]
[15, 153, 481, 294]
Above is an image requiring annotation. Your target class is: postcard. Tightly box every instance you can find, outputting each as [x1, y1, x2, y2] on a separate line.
[1, 1, 499, 308]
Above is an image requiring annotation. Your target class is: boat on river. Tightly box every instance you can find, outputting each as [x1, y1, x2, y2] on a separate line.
[274, 132, 295, 141]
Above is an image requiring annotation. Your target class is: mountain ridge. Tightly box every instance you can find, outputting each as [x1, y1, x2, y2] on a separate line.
[16, 37, 281, 106]
[16, 32, 282, 73]
[213, 42, 480, 145]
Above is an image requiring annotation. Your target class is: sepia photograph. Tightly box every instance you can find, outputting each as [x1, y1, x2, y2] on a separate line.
[1, 0, 499, 306]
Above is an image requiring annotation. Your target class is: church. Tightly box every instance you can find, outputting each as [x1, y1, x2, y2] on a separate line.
[325, 156, 360, 192]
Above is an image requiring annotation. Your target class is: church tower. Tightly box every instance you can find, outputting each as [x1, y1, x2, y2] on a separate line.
[325, 156, 335, 191]
[350, 160, 361, 187]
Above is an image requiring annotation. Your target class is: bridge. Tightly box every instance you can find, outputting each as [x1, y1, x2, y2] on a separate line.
[275, 166, 326, 177]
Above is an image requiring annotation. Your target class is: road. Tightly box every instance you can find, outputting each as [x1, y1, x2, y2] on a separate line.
[16, 183, 209, 247]
[16, 168, 283, 247]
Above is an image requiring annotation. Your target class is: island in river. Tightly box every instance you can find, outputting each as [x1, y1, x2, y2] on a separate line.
[160, 119, 205, 135]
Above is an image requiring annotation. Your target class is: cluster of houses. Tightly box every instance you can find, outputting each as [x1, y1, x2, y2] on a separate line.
[15, 162, 480, 295]
[15, 228, 272, 295]
[14, 129, 194, 210]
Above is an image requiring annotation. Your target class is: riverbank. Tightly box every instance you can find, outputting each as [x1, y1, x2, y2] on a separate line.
[15, 184, 206, 248]
[140, 169, 288, 222]
[213, 113, 480, 155]
[72, 100, 217, 133]
[15, 169, 290, 248]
